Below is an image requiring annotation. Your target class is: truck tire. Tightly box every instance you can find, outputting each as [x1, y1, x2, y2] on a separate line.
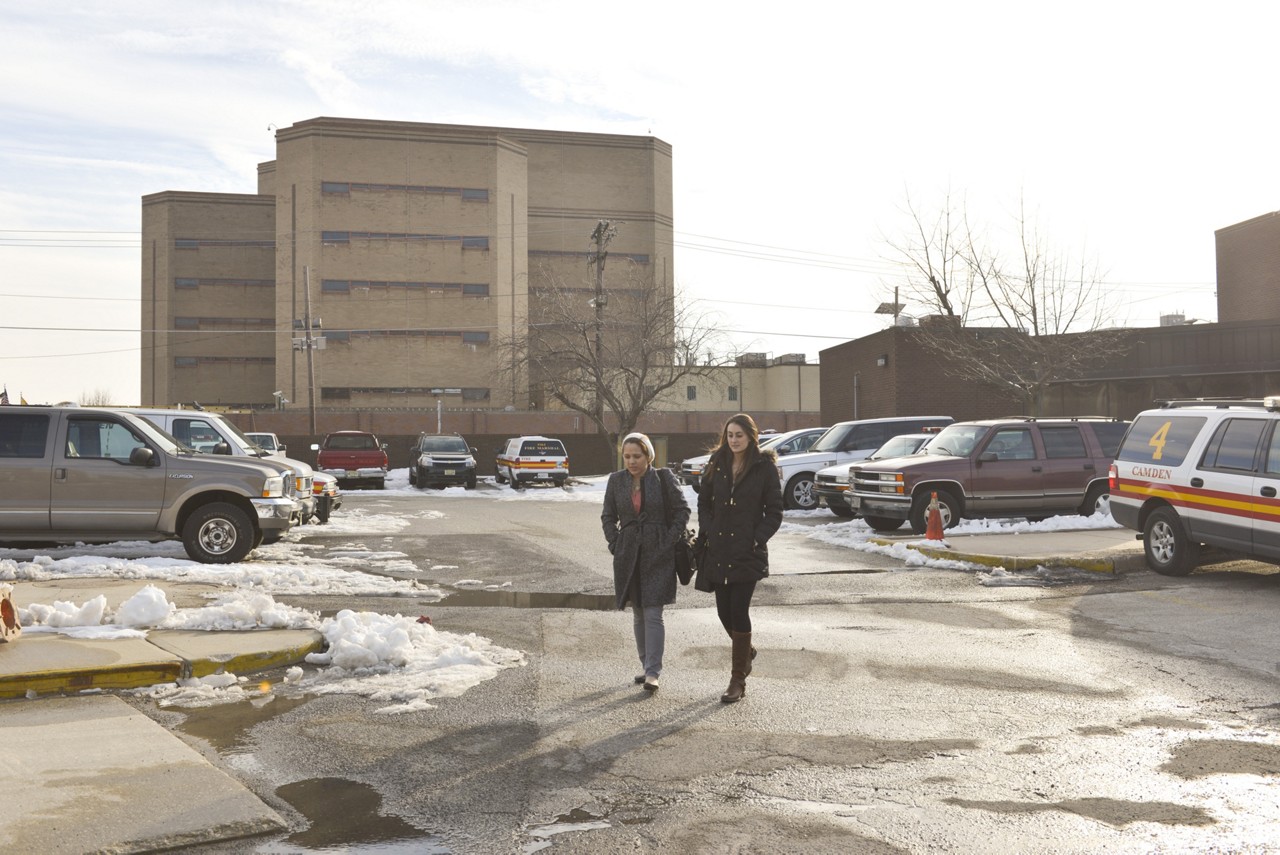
[909, 489, 959, 534]
[466, 474, 477, 490]
[1143, 506, 1199, 576]
[828, 504, 855, 518]
[784, 472, 818, 510]
[315, 497, 331, 524]
[864, 515, 905, 533]
[1081, 484, 1110, 517]
[183, 502, 254, 563]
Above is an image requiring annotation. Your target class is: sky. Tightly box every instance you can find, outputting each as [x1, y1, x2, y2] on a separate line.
[4, 473, 1118, 711]
[3, 1, 1278, 405]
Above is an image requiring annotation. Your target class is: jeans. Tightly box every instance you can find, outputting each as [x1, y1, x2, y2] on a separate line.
[633, 604, 666, 678]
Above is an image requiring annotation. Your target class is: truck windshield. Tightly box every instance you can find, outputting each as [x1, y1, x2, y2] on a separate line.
[808, 424, 850, 453]
[926, 424, 989, 457]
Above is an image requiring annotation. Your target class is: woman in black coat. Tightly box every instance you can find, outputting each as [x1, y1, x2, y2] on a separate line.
[601, 432, 690, 692]
[696, 413, 784, 703]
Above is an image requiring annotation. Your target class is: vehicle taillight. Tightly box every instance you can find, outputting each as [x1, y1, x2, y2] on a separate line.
[1108, 462, 1117, 491]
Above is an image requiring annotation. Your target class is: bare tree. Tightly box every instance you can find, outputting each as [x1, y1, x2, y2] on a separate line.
[494, 223, 730, 455]
[884, 192, 1126, 414]
[79, 388, 116, 406]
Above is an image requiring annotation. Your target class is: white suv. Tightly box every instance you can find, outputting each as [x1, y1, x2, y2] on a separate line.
[1110, 397, 1280, 575]
[776, 416, 953, 510]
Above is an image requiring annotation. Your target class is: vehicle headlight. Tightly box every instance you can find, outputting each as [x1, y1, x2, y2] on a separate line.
[262, 475, 285, 498]
[465, 456, 476, 466]
[419, 454, 431, 465]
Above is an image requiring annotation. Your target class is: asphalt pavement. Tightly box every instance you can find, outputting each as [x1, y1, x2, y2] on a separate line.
[0, 526, 1147, 852]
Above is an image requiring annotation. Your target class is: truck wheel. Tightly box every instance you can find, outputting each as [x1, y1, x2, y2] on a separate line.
[784, 473, 818, 510]
[415, 467, 427, 489]
[1144, 506, 1199, 576]
[863, 515, 904, 533]
[466, 474, 477, 490]
[495, 469, 507, 484]
[909, 489, 959, 534]
[183, 502, 253, 563]
[1081, 484, 1110, 517]
[315, 498, 331, 524]
[829, 504, 855, 519]
[408, 467, 417, 486]
[373, 478, 386, 490]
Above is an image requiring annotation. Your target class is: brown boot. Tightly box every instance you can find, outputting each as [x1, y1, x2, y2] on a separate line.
[723, 626, 756, 677]
[721, 631, 752, 703]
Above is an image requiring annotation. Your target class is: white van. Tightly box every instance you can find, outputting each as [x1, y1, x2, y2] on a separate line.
[776, 416, 953, 510]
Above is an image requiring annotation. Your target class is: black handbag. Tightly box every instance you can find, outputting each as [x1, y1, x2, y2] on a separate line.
[661, 468, 697, 585]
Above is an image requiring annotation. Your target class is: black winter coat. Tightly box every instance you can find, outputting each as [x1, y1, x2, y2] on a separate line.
[601, 466, 691, 610]
[696, 449, 784, 585]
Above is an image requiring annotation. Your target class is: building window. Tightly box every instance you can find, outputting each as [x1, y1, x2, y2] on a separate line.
[321, 182, 350, 194]
[461, 331, 490, 344]
[174, 317, 199, 328]
[175, 239, 198, 249]
[687, 385, 697, 401]
[462, 283, 490, 296]
[321, 387, 351, 400]
[321, 279, 350, 293]
[326, 331, 350, 343]
[461, 236, 490, 250]
[462, 388, 491, 401]
[321, 231, 351, 245]
[174, 277, 198, 289]
[461, 188, 489, 202]
[728, 386, 738, 401]
[174, 357, 198, 367]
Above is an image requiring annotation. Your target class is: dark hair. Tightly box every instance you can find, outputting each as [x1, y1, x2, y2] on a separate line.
[704, 413, 761, 480]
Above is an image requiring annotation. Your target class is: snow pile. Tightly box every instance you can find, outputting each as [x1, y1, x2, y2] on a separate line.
[302, 609, 527, 714]
[18, 585, 319, 635]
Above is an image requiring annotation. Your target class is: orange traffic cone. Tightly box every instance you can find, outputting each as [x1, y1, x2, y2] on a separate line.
[925, 491, 945, 541]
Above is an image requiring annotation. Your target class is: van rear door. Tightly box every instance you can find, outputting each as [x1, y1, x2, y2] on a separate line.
[0, 411, 54, 531]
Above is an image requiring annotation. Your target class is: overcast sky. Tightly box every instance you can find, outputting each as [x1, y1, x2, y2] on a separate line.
[2, 1, 1276, 405]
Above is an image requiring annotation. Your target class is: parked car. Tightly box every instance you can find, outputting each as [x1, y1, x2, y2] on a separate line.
[679, 426, 826, 492]
[777, 416, 955, 510]
[119, 408, 314, 530]
[313, 431, 389, 489]
[408, 433, 478, 489]
[245, 431, 286, 456]
[812, 431, 938, 517]
[310, 472, 342, 523]
[0, 405, 295, 562]
[1109, 397, 1280, 575]
[495, 436, 569, 487]
[849, 417, 1129, 533]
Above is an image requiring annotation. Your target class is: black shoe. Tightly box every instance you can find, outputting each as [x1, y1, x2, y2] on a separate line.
[633, 674, 646, 685]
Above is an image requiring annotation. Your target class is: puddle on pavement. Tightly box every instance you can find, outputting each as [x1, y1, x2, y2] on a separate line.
[271, 777, 448, 852]
[525, 807, 611, 849]
[176, 693, 312, 754]
[436, 589, 615, 610]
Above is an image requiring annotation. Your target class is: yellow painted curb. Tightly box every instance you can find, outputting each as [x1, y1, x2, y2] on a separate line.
[187, 636, 325, 679]
[868, 537, 1122, 575]
[0, 663, 184, 700]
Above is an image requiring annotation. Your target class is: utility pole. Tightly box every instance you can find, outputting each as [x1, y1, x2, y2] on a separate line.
[293, 266, 324, 435]
[588, 220, 618, 432]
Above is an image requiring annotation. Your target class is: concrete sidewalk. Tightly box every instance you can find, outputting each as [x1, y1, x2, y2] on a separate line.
[871, 525, 1147, 573]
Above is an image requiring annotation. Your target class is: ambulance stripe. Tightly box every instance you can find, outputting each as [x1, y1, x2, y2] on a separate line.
[1114, 479, 1280, 522]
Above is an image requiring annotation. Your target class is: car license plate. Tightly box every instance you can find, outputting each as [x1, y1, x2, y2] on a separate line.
[443, 469, 456, 475]
[536, 472, 550, 479]
[345, 470, 357, 478]
[846, 495, 860, 509]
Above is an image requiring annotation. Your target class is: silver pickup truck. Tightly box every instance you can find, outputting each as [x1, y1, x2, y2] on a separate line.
[0, 406, 295, 562]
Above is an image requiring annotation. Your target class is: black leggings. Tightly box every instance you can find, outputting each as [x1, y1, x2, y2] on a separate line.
[715, 579, 758, 634]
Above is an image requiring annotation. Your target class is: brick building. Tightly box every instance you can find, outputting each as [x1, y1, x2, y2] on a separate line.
[1215, 211, 1280, 324]
[142, 117, 673, 411]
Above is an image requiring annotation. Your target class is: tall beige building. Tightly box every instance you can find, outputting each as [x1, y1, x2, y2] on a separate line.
[142, 117, 673, 410]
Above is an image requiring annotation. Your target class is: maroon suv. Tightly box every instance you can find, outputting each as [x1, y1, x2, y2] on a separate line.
[847, 418, 1129, 533]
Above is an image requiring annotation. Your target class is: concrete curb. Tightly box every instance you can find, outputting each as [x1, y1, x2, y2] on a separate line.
[867, 537, 1148, 575]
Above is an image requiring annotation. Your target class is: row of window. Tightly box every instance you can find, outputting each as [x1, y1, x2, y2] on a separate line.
[324, 330, 489, 343]
[321, 231, 489, 249]
[529, 249, 651, 264]
[321, 181, 489, 202]
[321, 387, 491, 401]
[175, 238, 275, 249]
[174, 356, 275, 367]
[321, 279, 489, 296]
[175, 278, 273, 289]
[174, 317, 274, 329]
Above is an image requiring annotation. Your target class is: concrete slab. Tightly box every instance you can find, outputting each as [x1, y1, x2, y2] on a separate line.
[9, 578, 224, 610]
[0, 634, 183, 699]
[870, 527, 1148, 573]
[0, 694, 286, 853]
[149, 628, 325, 678]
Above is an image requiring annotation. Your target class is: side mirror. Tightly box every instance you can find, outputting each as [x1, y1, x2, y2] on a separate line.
[213, 441, 232, 455]
[278, 443, 287, 454]
[978, 451, 998, 463]
[470, 447, 478, 454]
[129, 447, 155, 466]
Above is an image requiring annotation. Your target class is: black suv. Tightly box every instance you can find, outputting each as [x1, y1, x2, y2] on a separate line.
[408, 434, 478, 489]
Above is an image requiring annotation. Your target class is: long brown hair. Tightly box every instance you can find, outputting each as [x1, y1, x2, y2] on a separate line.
[704, 413, 762, 481]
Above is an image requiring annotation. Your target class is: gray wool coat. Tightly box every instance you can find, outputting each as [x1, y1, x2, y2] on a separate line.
[601, 466, 691, 610]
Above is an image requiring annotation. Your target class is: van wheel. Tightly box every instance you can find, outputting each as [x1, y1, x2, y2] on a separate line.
[466, 474, 477, 490]
[784, 473, 818, 510]
[864, 515, 905, 533]
[408, 467, 417, 486]
[183, 502, 253, 563]
[495, 469, 507, 484]
[1144, 507, 1199, 576]
[1081, 484, 1110, 517]
[829, 504, 855, 518]
[909, 489, 959, 534]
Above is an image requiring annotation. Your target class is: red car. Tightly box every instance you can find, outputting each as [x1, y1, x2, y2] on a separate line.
[313, 431, 388, 489]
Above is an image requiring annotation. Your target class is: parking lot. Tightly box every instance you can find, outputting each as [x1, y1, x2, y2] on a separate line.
[3, 476, 1279, 854]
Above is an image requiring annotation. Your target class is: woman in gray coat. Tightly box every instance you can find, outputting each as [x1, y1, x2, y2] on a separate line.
[601, 432, 690, 692]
